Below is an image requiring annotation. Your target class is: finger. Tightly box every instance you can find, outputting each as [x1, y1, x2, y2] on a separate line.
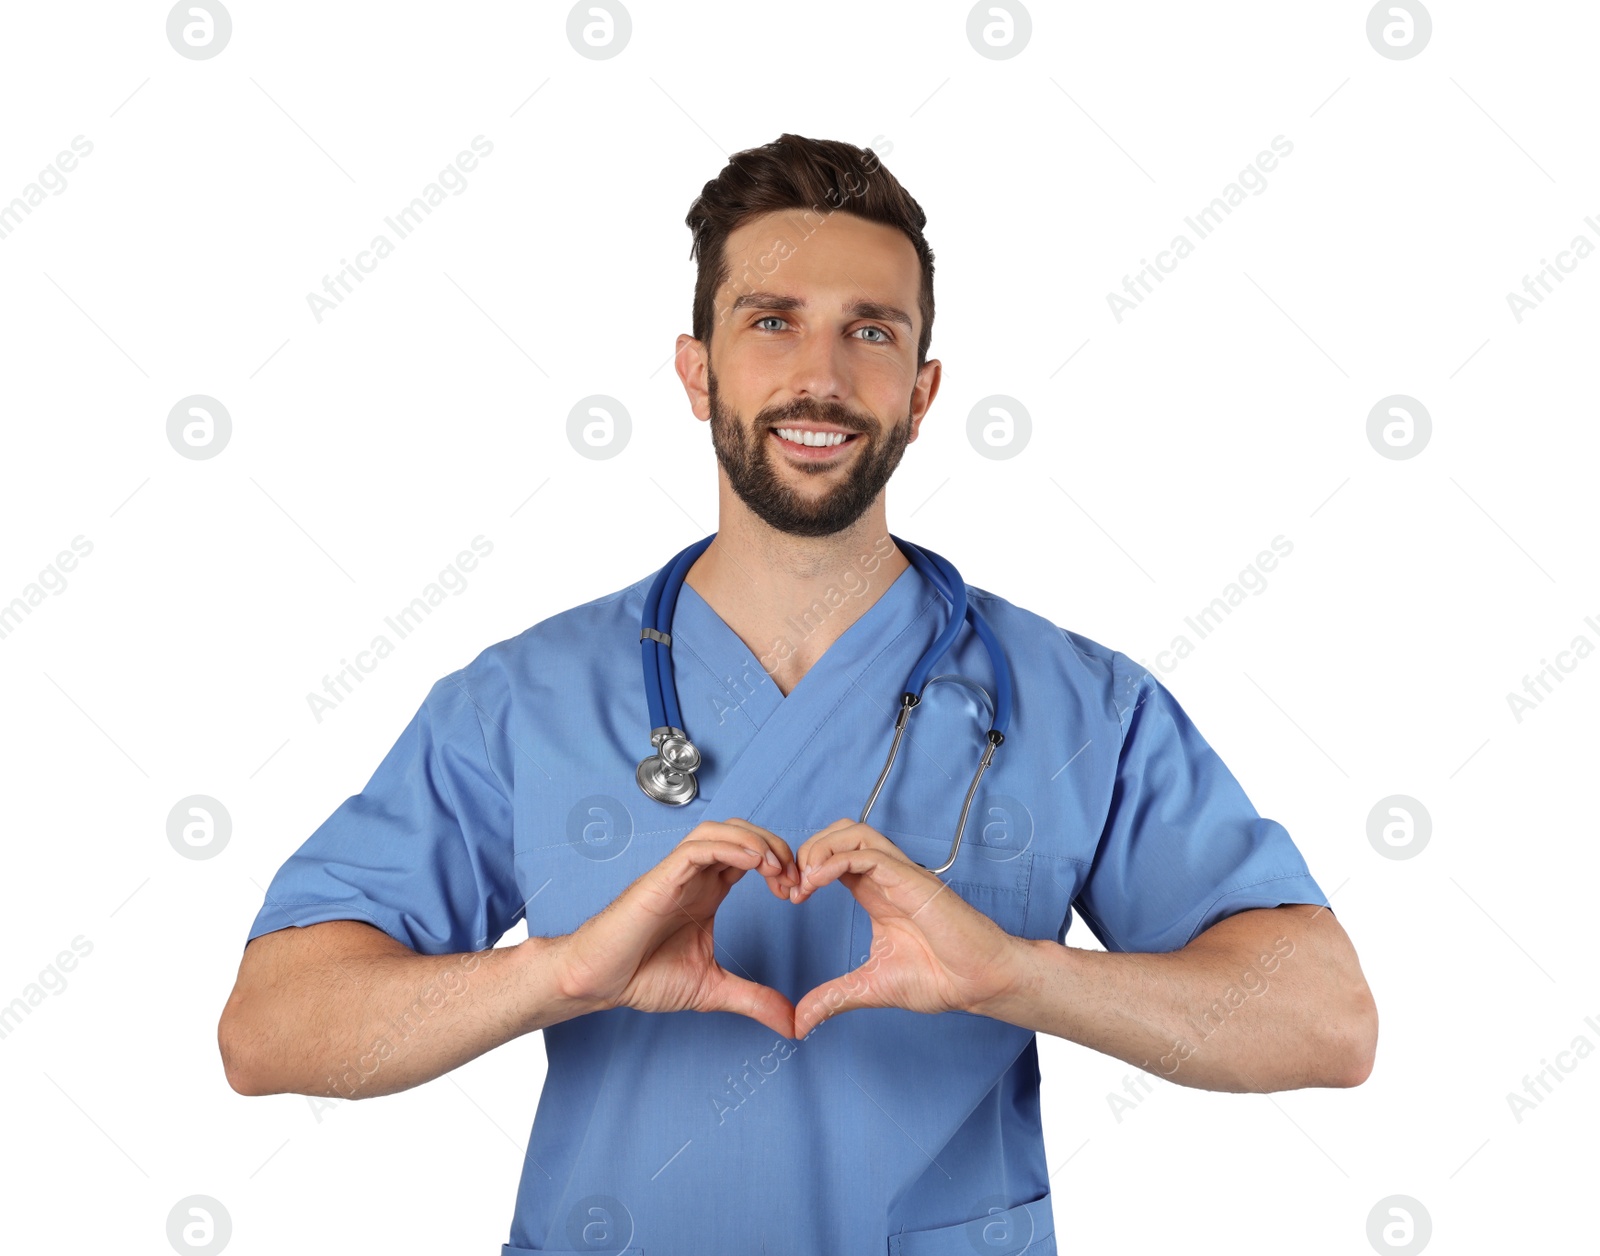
[793, 846, 921, 905]
[718, 818, 800, 889]
[795, 820, 894, 873]
[793, 972, 880, 1039]
[792, 848, 870, 903]
[791, 829, 843, 893]
[723, 819, 798, 885]
[670, 840, 773, 897]
[673, 834, 791, 904]
[604, 843, 760, 952]
[691, 820, 794, 875]
[792, 816, 856, 867]
[701, 970, 799, 1041]
[788, 831, 842, 903]
[717, 816, 784, 845]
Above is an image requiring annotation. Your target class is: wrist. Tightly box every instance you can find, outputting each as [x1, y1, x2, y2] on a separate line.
[521, 933, 610, 1026]
[969, 934, 1049, 1024]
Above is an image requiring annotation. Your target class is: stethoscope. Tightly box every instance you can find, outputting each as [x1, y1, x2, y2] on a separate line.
[636, 533, 1014, 876]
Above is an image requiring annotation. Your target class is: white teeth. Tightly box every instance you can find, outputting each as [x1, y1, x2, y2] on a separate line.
[775, 428, 849, 447]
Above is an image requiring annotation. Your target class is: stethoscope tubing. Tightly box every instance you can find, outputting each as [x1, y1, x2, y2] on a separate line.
[640, 533, 713, 733]
[887, 535, 1012, 737]
[636, 534, 1014, 873]
[889, 537, 1011, 736]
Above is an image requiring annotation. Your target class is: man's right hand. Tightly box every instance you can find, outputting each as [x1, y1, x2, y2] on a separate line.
[556, 819, 801, 1039]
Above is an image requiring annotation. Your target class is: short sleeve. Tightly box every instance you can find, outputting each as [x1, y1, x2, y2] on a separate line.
[244, 668, 524, 955]
[1072, 656, 1329, 954]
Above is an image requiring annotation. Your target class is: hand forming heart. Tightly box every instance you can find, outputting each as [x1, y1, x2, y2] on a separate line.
[558, 815, 1026, 1042]
[786, 817, 1024, 1039]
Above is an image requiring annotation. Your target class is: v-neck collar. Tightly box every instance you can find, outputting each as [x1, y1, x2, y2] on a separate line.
[668, 556, 936, 729]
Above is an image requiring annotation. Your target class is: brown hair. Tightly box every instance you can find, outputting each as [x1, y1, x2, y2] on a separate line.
[684, 133, 936, 371]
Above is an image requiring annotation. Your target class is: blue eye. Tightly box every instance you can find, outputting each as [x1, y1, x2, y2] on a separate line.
[750, 316, 893, 343]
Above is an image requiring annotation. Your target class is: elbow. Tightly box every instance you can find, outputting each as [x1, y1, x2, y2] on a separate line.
[218, 1000, 272, 1097]
[218, 1017, 256, 1096]
[224, 1067, 267, 1098]
[1331, 989, 1379, 1088]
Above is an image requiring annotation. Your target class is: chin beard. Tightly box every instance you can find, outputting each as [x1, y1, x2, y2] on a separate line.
[709, 409, 912, 538]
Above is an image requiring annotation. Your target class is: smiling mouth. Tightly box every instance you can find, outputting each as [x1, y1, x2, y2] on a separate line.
[769, 427, 862, 457]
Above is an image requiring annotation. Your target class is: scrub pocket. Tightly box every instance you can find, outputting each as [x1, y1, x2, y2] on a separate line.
[848, 827, 1035, 975]
[888, 1188, 1055, 1255]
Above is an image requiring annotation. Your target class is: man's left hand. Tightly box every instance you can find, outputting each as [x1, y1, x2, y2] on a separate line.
[787, 818, 1026, 1039]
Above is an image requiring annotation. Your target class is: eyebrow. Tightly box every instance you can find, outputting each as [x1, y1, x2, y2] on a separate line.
[728, 291, 915, 335]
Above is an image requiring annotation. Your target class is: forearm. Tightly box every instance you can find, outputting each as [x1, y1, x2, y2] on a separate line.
[220, 924, 598, 1099]
[973, 909, 1376, 1093]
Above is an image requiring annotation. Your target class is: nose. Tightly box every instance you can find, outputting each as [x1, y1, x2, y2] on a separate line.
[780, 325, 852, 411]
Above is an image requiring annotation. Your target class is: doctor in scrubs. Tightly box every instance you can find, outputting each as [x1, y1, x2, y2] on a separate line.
[219, 133, 1377, 1255]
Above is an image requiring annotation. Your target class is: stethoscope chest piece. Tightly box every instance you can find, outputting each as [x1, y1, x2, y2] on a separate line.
[636, 726, 701, 806]
[633, 534, 1015, 876]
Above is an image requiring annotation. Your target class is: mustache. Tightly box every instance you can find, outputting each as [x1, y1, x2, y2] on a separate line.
[760, 406, 871, 433]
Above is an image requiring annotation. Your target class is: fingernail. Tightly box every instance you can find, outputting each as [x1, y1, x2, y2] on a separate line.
[763, 851, 779, 869]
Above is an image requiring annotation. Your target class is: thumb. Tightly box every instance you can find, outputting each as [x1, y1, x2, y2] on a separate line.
[793, 973, 880, 1040]
[700, 969, 798, 1041]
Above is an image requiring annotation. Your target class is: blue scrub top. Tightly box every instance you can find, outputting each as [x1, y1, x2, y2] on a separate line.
[246, 551, 1329, 1255]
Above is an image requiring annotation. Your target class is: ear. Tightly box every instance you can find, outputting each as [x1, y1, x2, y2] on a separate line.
[676, 333, 711, 422]
[907, 357, 941, 443]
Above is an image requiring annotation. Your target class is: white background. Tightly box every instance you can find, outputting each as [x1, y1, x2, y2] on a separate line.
[1, 2, 1595, 1253]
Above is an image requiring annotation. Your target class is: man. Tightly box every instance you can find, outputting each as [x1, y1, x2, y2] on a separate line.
[220, 133, 1377, 1255]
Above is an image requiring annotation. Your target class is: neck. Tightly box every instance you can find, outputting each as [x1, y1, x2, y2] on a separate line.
[683, 505, 910, 694]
